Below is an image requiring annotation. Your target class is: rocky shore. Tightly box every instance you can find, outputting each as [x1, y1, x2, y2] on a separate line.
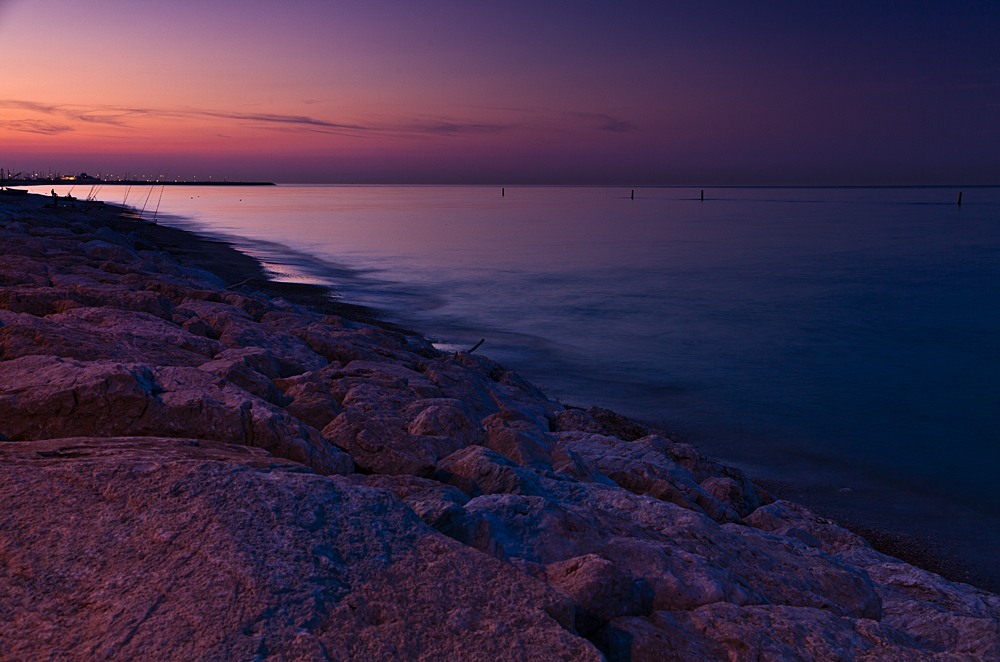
[1, 192, 998, 661]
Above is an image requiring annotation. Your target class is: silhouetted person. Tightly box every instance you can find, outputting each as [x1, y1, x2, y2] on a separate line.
[51, 189, 58, 207]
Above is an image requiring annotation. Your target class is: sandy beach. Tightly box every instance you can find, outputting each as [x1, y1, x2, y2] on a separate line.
[2, 190, 999, 660]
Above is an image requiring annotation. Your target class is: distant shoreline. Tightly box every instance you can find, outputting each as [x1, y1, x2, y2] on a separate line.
[5, 180, 275, 187]
[6, 181, 999, 189]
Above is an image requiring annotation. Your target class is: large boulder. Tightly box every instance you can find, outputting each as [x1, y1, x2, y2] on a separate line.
[0, 438, 602, 661]
[463, 484, 883, 620]
[557, 431, 743, 523]
[482, 410, 555, 471]
[322, 409, 443, 477]
[261, 312, 385, 365]
[0, 255, 52, 286]
[436, 445, 546, 498]
[594, 603, 929, 662]
[0, 355, 351, 475]
[745, 503, 1000, 657]
[422, 355, 558, 426]
[544, 554, 654, 636]
[198, 347, 289, 405]
[406, 398, 481, 445]
[353, 473, 512, 562]
[0, 308, 222, 366]
[279, 375, 345, 430]
[319, 362, 480, 476]
[175, 300, 327, 375]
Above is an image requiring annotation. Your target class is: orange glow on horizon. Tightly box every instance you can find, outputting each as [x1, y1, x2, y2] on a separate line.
[1, 0, 996, 184]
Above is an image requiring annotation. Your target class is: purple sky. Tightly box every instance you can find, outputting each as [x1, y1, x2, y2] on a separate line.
[1, 0, 997, 184]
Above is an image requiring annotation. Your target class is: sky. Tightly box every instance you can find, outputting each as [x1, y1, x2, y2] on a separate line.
[0, 0, 997, 184]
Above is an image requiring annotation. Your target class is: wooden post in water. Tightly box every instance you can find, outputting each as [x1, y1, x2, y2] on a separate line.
[502, 187, 504, 197]
[958, 191, 962, 206]
[701, 190, 704, 201]
[631, 190, 634, 199]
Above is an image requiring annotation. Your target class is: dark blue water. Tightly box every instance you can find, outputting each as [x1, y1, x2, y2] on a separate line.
[45, 183, 999, 581]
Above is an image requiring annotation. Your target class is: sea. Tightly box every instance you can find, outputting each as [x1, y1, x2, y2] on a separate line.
[37, 183, 1000, 587]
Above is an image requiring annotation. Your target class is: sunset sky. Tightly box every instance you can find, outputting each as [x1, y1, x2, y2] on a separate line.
[1, 0, 997, 184]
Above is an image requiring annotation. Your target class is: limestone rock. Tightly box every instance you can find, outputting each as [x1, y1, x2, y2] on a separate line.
[544, 554, 654, 635]
[0, 439, 601, 661]
[557, 431, 742, 523]
[553, 408, 607, 434]
[464, 486, 883, 620]
[0, 308, 224, 366]
[347, 473, 508, 556]
[176, 301, 327, 374]
[199, 348, 289, 406]
[593, 603, 932, 662]
[180, 316, 217, 338]
[868, 561, 1000, 658]
[281, 377, 344, 431]
[422, 356, 556, 426]
[436, 445, 546, 498]
[262, 313, 384, 365]
[338, 360, 445, 401]
[406, 398, 480, 445]
[657, 435, 773, 511]
[482, 410, 555, 470]
[0, 285, 173, 319]
[0, 255, 51, 286]
[701, 475, 758, 519]
[0, 355, 351, 475]
[220, 316, 327, 374]
[550, 444, 617, 485]
[323, 409, 439, 477]
[585, 406, 651, 441]
[81, 239, 139, 263]
[746, 499, 875, 557]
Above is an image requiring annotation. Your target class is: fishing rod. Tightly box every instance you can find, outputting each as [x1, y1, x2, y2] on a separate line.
[151, 169, 168, 225]
[134, 169, 162, 231]
[137, 169, 159, 219]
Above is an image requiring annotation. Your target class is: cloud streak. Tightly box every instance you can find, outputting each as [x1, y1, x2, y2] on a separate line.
[0, 99, 148, 127]
[571, 112, 636, 133]
[0, 98, 519, 139]
[403, 120, 512, 135]
[197, 110, 371, 131]
[1, 119, 75, 135]
[0, 99, 633, 143]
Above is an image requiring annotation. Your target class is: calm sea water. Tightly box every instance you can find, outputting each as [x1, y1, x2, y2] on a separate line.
[41, 183, 1000, 582]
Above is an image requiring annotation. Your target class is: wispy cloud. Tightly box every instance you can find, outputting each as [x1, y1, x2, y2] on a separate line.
[0, 98, 513, 139]
[456, 103, 543, 114]
[1, 119, 75, 135]
[1, 99, 634, 140]
[572, 112, 636, 133]
[197, 109, 371, 131]
[0, 99, 147, 127]
[403, 120, 512, 135]
[598, 116, 635, 133]
[0, 99, 372, 135]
